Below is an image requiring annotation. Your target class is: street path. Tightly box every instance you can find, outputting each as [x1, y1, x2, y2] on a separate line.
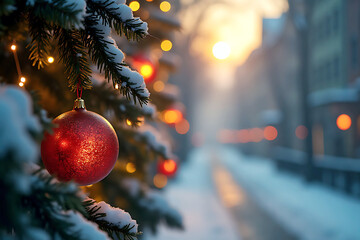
[212, 158, 298, 240]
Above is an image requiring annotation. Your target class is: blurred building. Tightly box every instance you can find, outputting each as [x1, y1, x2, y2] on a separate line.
[308, 0, 360, 158]
[234, 13, 301, 155]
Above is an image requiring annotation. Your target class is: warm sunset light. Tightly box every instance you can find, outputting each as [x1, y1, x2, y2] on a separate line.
[175, 119, 190, 134]
[129, 1, 140, 11]
[295, 125, 308, 139]
[264, 126, 278, 141]
[160, 1, 171, 12]
[212, 41, 231, 60]
[163, 109, 183, 124]
[161, 40, 172, 51]
[337, 114, 352, 130]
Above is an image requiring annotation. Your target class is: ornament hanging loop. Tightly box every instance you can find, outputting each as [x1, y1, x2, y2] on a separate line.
[74, 98, 86, 109]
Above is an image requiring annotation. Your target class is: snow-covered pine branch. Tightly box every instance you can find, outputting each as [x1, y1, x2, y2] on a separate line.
[84, 198, 139, 240]
[84, 16, 149, 104]
[87, 0, 148, 40]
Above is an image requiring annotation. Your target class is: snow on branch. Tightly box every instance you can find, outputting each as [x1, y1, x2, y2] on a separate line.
[84, 16, 149, 104]
[28, 0, 86, 29]
[84, 198, 139, 240]
[87, 0, 148, 40]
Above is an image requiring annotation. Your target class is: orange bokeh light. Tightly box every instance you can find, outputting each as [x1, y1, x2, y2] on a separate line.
[337, 114, 351, 130]
[218, 129, 237, 143]
[264, 126, 278, 141]
[153, 174, 167, 188]
[249, 128, 263, 142]
[295, 125, 308, 139]
[163, 109, 183, 124]
[163, 159, 177, 173]
[237, 129, 250, 143]
[175, 119, 190, 134]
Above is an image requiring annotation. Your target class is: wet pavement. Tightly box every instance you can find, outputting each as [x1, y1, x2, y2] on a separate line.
[212, 158, 298, 240]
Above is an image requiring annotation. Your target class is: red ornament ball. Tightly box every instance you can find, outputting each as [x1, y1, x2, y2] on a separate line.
[41, 107, 119, 186]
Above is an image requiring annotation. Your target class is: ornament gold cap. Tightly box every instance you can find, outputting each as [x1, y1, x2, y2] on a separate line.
[74, 98, 86, 109]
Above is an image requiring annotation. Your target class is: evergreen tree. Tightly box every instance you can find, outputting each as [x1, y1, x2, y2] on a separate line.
[0, 0, 183, 239]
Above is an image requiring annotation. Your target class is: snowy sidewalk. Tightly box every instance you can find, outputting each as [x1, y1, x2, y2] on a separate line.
[219, 147, 360, 240]
[145, 148, 240, 240]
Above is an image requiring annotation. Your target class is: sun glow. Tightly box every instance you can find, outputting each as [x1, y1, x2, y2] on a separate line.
[212, 41, 231, 60]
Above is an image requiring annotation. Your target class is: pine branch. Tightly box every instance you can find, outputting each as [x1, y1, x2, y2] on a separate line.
[55, 27, 92, 91]
[27, 12, 52, 69]
[86, 0, 147, 41]
[30, 0, 85, 29]
[82, 16, 149, 105]
[89, 84, 153, 125]
[83, 199, 140, 240]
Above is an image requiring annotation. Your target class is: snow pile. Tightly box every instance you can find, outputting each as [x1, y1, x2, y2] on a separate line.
[220, 147, 360, 240]
[60, 211, 109, 240]
[146, 148, 239, 240]
[136, 124, 170, 159]
[94, 201, 138, 234]
[0, 86, 41, 162]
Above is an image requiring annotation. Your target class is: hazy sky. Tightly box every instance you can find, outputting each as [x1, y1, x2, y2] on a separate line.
[179, 0, 288, 65]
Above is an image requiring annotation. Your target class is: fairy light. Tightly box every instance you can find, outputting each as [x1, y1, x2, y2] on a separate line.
[115, 84, 119, 89]
[47, 56, 54, 63]
[19, 82, 24, 87]
[161, 40, 172, 51]
[10, 44, 16, 51]
[160, 1, 171, 12]
[20, 77, 26, 83]
[129, 1, 140, 11]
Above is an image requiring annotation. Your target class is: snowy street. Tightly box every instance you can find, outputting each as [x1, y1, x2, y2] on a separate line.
[146, 147, 360, 240]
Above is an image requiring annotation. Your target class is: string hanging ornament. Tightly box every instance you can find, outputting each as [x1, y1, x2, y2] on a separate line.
[41, 76, 119, 186]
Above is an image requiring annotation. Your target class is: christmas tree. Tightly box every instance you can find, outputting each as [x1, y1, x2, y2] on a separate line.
[0, 0, 183, 239]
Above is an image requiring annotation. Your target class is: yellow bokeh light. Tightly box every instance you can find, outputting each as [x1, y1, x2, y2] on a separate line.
[126, 119, 132, 126]
[48, 56, 54, 63]
[140, 64, 154, 79]
[10, 45, 16, 51]
[115, 83, 119, 89]
[153, 174, 167, 188]
[160, 1, 171, 12]
[161, 40, 172, 51]
[129, 1, 140, 11]
[126, 162, 136, 173]
[20, 77, 26, 83]
[212, 41, 231, 60]
[163, 109, 182, 124]
[153, 81, 165, 92]
[19, 82, 24, 87]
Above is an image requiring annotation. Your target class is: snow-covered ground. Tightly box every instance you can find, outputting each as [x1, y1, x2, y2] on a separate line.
[145, 148, 240, 240]
[220, 146, 360, 240]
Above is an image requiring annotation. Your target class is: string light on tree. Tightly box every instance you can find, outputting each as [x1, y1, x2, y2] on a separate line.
[160, 1, 171, 12]
[129, 1, 140, 11]
[48, 56, 54, 63]
[10, 44, 16, 51]
[158, 159, 178, 177]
